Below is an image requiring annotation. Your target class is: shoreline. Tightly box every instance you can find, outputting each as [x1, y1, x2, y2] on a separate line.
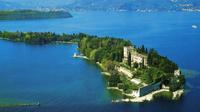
[72, 54, 184, 103]
[0, 38, 77, 45]
[112, 89, 184, 103]
[53, 41, 77, 44]
[0, 102, 40, 108]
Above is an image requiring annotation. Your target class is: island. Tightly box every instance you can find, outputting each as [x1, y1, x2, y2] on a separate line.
[0, 10, 72, 20]
[78, 37, 185, 102]
[0, 31, 185, 103]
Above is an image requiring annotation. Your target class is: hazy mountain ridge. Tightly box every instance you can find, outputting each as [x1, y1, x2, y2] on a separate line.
[64, 0, 200, 12]
[1, 0, 200, 12]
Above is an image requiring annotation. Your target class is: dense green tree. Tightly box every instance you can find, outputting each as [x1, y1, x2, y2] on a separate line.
[109, 72, 121, 87]
[133, 62, 139, 68]
[102, 60, 116, 72]
[178, 75, 185, 85]
[0, 31, 83, 44]
[137, 45, 148, 54]
[120, 75, 138, 93]
[147, 48, 178, 73]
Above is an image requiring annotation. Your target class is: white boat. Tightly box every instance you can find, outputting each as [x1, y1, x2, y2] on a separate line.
[73, 53, 77, 57]
[192, 25, 198, 29]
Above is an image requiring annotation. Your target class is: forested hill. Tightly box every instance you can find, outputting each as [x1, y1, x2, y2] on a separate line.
[0, 10, 72, 20]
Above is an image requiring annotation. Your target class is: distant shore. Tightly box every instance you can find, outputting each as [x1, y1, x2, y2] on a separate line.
[0, 10, 72, 20]
[0, 102, 40, 108]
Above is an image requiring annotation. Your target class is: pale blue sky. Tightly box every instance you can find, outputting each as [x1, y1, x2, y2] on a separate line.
[0, 0, 76, 7]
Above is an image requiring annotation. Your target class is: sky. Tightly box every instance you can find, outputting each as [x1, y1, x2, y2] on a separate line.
[0, 0, 76, 7]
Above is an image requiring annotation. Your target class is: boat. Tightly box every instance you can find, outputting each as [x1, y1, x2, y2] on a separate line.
[73, 53, 78, 58]
[192, 25, 198, 29]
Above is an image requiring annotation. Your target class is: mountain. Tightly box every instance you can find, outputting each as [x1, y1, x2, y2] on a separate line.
[0, 0, 200, 12]
[64, 0, 200, 12]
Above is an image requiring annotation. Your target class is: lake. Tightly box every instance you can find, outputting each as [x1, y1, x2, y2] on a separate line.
[0, 11, 200, 112]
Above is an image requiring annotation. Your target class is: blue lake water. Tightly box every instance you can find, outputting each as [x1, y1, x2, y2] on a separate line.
[0, 11, 200, 112]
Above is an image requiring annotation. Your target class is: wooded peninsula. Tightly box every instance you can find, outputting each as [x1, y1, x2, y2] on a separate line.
[0, 31, 185, 102]
[0, 10, 72, 20]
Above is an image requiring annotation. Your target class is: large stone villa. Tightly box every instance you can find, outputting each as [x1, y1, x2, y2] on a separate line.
[116, 46, 181, 98]
[123, 46, 148, 67]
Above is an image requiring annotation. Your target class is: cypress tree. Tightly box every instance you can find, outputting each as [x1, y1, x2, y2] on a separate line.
[128, 52, 132, 67]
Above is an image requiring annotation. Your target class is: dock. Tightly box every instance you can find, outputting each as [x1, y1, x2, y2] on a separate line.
[73, 53, 88, 59]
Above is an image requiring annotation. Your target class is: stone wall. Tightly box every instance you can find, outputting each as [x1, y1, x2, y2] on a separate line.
[139, 82, 161, 97]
